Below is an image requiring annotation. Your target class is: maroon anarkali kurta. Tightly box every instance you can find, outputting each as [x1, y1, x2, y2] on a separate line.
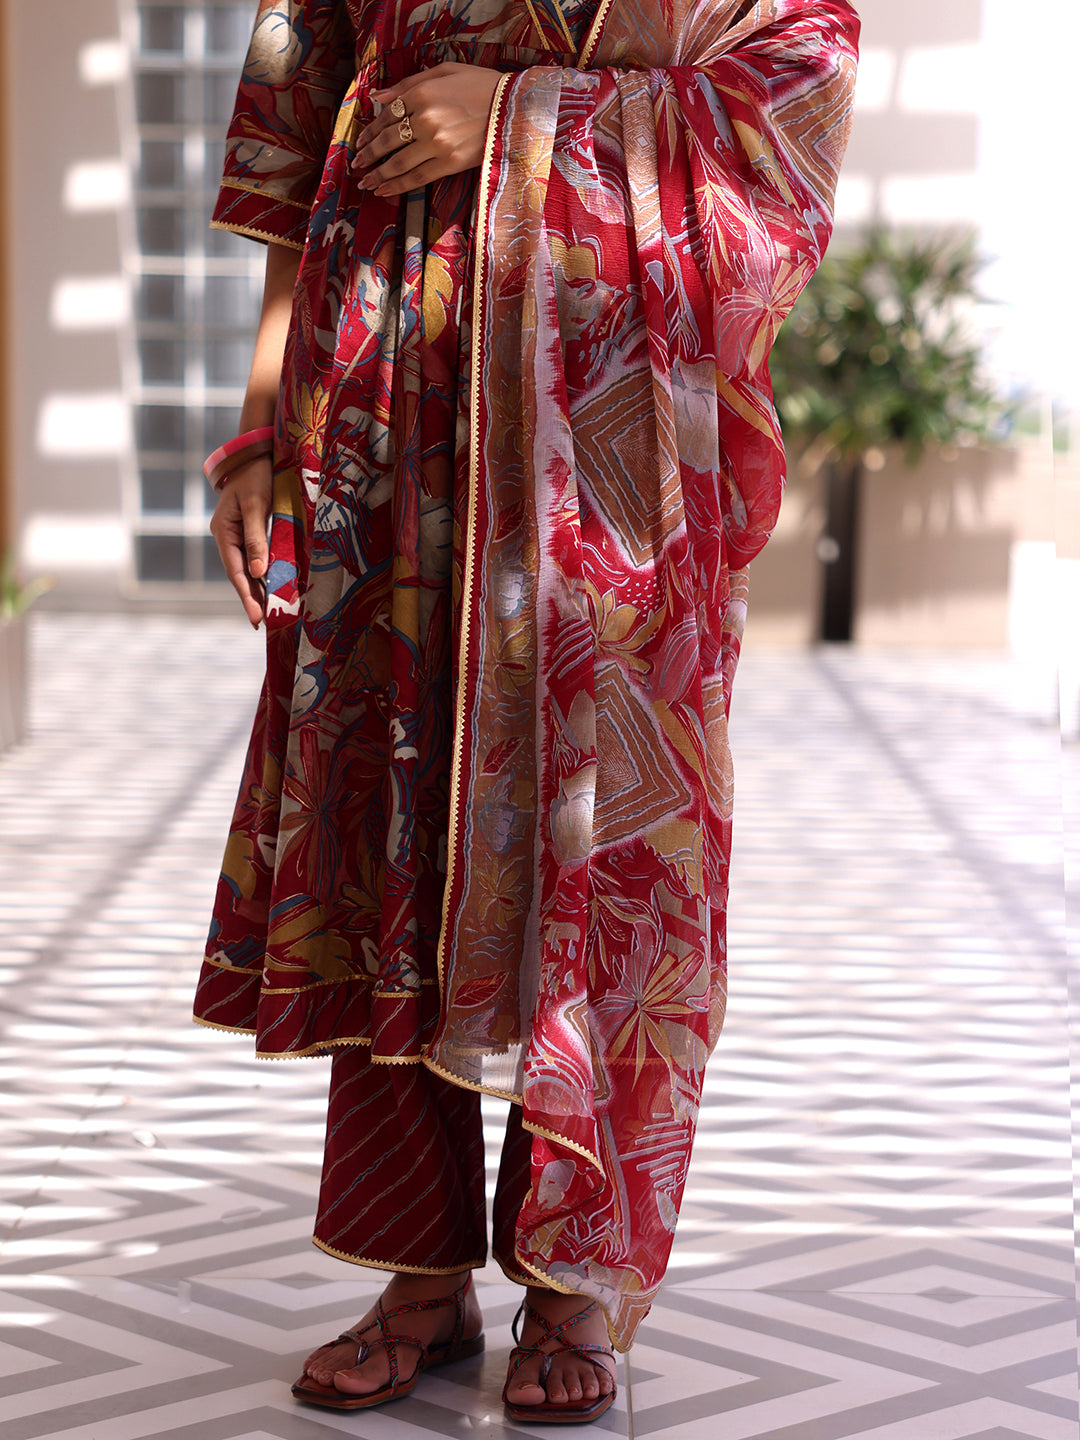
[195, 0, 858, 1347]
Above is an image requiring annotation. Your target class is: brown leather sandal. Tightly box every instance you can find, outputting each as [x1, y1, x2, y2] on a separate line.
[502, 1298, 617, 1425]
[291, 1272, 484, 1411]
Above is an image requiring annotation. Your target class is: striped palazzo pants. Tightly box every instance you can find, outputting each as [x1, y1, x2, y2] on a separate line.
[313, 1048, 534, 1280]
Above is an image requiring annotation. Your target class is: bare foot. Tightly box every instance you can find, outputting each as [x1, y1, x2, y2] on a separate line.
[504, 1286, 616, 1411]
[302, 1270, 482, 1397]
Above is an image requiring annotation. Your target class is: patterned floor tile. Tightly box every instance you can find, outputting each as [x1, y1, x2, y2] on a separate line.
[629, 1288, 1076, 1439]
[0, 1274, 629, 1439]
[0, 617, 1074, 1439]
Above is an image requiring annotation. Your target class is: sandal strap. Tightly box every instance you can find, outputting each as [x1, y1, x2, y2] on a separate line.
[513, 1297, 600, 1348]
[506, 1341, 554, 1388]
[374, 1273, 470, 1355]
[556, 1339, 617, 1381]
[506, 1298, 615, 1387]
[337, 1274, 473, 1390]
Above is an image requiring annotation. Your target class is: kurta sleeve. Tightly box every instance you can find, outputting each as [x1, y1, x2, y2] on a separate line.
[211, 0, 356, 249]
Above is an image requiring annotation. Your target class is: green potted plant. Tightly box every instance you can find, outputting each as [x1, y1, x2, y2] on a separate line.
[1, 555, 49, 752]
[770, 228, 1005, 640]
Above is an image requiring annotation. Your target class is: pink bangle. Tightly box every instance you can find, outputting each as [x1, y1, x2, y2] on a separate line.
[203, 425, 275, 491]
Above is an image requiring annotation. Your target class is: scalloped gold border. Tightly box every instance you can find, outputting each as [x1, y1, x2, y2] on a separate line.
[436, 67, 514, 1003]
[312, 1236, 486, 1274]
[217, 177, 311, 210]
[577, 0, 616, 68]
[208, 218, 304, 251]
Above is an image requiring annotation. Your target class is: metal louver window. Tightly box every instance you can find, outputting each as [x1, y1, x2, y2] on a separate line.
[122, 1, 262, 587]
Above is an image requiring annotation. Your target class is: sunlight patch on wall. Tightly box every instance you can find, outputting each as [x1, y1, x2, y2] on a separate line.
[833, 176, 874, 226]
[882, 173, 982, 225]
[63, 159, 129, 213]
[79, 38, 127, 86]
[51, 277, 128, 332]
[899, 44, 982, 115]
[22, 514, 130, 572]
[37, 394, 130, 458]
[852, 47, 895, 112]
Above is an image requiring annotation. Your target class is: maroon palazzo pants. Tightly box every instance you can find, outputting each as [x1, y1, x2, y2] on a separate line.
[313, 1050, 534, 1280]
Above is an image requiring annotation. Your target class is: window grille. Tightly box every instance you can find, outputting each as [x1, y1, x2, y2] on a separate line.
[122, 1, 262, 587]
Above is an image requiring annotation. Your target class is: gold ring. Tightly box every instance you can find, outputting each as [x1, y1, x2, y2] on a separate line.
[398, 117, 414, 144]
[389, 96, 407, 119]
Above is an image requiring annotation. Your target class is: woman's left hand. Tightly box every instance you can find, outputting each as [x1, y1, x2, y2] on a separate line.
[355, 62, 504, 197]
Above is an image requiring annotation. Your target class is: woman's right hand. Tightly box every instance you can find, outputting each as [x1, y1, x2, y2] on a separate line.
[209, 455, 273, 628]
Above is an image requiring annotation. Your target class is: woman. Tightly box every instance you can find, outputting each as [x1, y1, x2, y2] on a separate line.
[198, 0, 858, 1422]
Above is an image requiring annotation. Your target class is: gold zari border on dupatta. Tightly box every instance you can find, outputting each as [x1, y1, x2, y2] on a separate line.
[431, 9, 619, 1175]
[438, 1, 621, 1012]
[425, 1052, 606, 1174]
[576, 0, 617, 67]
[435, 67, 514, 1006]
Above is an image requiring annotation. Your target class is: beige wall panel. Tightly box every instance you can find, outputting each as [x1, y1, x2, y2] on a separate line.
[854, 0, 983, 47]
[742, 468, 823, 649]
[747, 443, 1053, 650]
[10, 0, 126, 596]
[841, 114, 979, 179]
[854, 445, 1049, 648]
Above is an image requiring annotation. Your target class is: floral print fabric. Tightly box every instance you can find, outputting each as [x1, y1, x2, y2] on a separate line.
[194, 0, 858, 1348]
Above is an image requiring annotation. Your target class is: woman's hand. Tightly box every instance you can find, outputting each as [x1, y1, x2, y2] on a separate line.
[354, 62, 503, 198]
[209, 455, 273, 629]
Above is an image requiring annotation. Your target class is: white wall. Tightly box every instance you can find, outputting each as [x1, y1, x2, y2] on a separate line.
[10, 1, 131, 602]
[842, 0, 1075, 411]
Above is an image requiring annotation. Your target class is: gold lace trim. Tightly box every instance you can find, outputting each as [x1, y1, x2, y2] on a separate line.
[311, 1236, 486, 1275]
[208, 218, 304, 251]
[216, 177, 311, 210]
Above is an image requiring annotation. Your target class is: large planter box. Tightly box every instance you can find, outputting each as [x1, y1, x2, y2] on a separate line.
[0, 611, 28, 753]
[743, 442, 1052, 649]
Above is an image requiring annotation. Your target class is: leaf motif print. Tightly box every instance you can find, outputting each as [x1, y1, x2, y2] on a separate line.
[431, 0, 860, 1354]
[482, 734, 525, 775]
[454, 973, 508, 1011]
[591, 942, 710, 1085]
[284, 377, 331, 459]
[422, 250, 455, 345]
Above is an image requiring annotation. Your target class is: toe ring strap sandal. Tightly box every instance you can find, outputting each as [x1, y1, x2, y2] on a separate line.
[503, 1298, 617, 1425]
[291, 1272, 484, 1411]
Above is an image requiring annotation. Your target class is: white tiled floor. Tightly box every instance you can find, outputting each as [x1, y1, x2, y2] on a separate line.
[1, 615, 1075, 1439]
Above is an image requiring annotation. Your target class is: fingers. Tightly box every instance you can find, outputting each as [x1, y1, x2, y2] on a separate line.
[209, 457, 272, 629]
[355, 77, 434, 167]
[353, 111, 412, 170]
[359, 147, 448, 198]
[240, 488, 270, 582]
[351, 103, 441, 196]
[353, 130, 429, 185]
[353, 63, 498, 196]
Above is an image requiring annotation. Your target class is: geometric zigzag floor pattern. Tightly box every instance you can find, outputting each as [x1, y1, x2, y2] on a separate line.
[0, 614, 1075, 1439]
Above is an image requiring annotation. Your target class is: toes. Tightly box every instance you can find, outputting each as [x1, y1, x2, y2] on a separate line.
[508, 1379, 547, 1404]
[334, 1364, 382, 1396]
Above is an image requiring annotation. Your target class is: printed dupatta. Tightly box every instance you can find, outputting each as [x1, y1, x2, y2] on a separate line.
[427, 0, 859, 1345]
